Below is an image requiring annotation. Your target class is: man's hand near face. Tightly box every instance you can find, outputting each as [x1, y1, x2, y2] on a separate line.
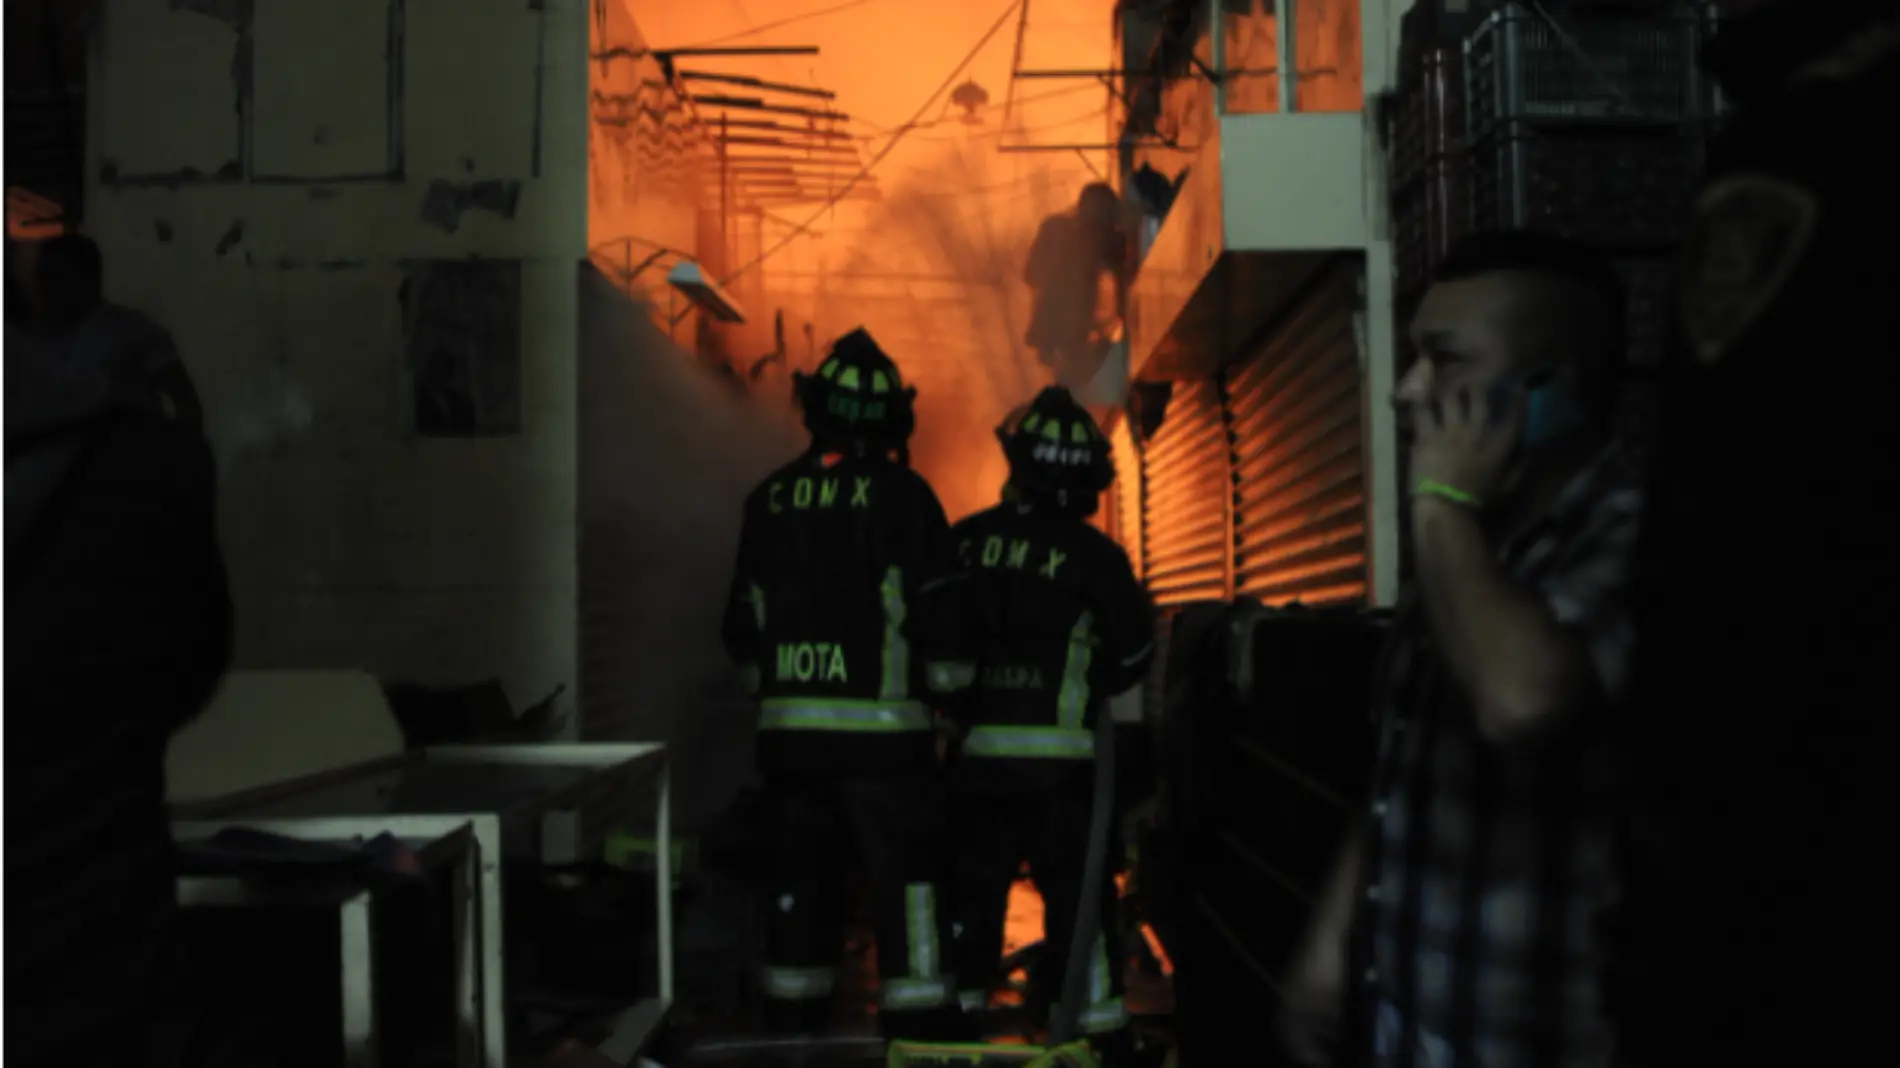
[1407, 385, 1525, 505]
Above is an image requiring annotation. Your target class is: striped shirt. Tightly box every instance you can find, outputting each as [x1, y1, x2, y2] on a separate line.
[1356, 442, 1645, 1068]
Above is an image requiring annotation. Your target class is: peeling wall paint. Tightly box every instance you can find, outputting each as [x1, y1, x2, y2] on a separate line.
[87, 0, 589, 718]
[418, 179, 524, 233]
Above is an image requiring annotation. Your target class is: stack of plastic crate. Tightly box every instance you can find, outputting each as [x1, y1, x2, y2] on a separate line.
[1464, 1, 1715, 381]
[1389, 3, 1484, 308]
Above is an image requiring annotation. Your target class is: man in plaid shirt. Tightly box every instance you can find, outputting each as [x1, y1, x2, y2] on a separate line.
[1279, 231, 1644, 1068]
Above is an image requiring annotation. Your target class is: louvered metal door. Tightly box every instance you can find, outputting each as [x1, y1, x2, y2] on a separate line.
[1109, 416, 1145, 580]
[1140, 380, 1232, 608]
[1224, 261, 1370, 605]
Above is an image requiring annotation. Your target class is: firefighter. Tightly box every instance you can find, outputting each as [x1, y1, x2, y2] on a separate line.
[720, 327, 963, 1041]
[919, 387, 1157, 1061]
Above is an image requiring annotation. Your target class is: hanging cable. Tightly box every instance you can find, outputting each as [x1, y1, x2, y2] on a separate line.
[680, 0, 884, 49]
[711, 0, 1027, 292]
[848, 81, 1102, 139]
[909, 104, 1111, 143]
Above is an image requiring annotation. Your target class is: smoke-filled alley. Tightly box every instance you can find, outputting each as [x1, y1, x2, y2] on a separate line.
[21, 2, 1853, 1068]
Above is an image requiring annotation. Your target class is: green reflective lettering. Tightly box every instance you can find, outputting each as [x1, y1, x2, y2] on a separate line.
[980, 665, 1046, 690]
[774, 642, 849, 683]
[1006, 539, 1032, 569]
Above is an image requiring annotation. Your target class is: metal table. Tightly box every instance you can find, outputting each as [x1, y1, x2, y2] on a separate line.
[174, 818, 480, 1068]
[174, 743, 673, 1068]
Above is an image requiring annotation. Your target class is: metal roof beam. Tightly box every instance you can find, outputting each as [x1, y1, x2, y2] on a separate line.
[719, 119, 854, 140]
[659, 46, 820, 57]
[717, 137, 859, 155]
[726, 165, 863, 175]
[1014, 68, 1141, 78]
[693, 95, 850, 122]
[679, 71, 836, 100]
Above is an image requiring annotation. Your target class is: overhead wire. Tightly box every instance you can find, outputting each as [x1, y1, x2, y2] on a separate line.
[905, 104, 1110, 142]
[680, 0, 884, 49]
[713, 0, 1027, 291]
[847, 81, 1101, 140]
[719, 0, 834, 110]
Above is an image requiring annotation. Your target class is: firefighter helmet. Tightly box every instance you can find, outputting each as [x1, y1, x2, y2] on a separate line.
[996, 386, 1114, 514]
[793, 327, 916, 450]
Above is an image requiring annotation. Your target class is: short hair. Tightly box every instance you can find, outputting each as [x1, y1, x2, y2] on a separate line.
[1431, 229, 1626, 410]
[35, 232, 105, 324]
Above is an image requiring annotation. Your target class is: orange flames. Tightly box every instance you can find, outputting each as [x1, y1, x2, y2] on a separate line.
[629, 0, 1117, 520]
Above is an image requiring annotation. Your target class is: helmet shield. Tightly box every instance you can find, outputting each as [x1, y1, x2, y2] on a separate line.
[997, 386, 1115, 513]
[796, 327, 916, 449]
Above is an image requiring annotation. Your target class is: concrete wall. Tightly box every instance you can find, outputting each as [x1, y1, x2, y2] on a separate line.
[86, 0, 589, 715]
[1361, 0, 1405, 606]
[1219, 113, 1369, 250]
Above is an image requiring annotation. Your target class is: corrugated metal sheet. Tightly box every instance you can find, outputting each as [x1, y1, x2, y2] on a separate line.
[1109, 415, 1145, 580]
[1224, 261, 1369, 605]
[1140, 380, 1231, 608]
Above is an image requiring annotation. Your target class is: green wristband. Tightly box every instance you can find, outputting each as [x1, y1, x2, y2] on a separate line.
[1415, 478, 1482, 508]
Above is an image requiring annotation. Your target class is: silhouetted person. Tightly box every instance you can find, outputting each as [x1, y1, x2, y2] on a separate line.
[5, 323, 233, 1067]
[1025, 183, 1131, 390]
[32, 232, 204, 427]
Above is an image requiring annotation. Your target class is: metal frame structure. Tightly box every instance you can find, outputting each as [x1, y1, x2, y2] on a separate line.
[998, 0, 1298, 157]
[173, 743, 674, 1068]
[660, 46, 873, 221]
[176, 818, 481, 1068]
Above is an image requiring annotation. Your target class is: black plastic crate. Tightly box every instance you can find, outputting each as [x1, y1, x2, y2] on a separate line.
[1390, 48, 1465, 189]
[1613, 371, 1663, 447]
[1614, 255, 1675, 369]
[1464, 2, 1711, 141]
[1398, 2, 1484, 85]
[1470, 120, 1703, 248]
[1392, 155, 1472, 298]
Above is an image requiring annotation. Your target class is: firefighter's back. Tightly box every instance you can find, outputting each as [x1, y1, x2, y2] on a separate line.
[937, 392, 1155, 795]
[743, 450, 942, 777]
[952, 503, 1132, 740]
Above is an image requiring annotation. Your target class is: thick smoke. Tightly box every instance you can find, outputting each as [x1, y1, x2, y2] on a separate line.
[582, 144, 1095, 819]
[578, 267, 806, 824]
[792, 137, 1085, 520]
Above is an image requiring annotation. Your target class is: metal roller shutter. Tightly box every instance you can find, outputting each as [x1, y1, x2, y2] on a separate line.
[1225, 261, 1370, 605]
[1109, 416, 1145, 580]
[1140, 380, 1232, 608]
